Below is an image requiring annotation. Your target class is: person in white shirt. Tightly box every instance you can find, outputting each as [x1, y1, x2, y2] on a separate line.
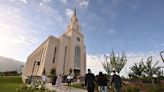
[41, 74, 47, 84]
[67, 74, 73, 86]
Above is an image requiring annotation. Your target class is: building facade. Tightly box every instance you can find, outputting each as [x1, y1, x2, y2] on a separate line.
[22, 9, 86, 82]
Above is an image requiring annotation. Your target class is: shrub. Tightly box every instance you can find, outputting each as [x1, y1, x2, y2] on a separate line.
[70, 83, 85, 89]
[0, 71, 20, 76]
[145, 83, 164, 92]
[50, 68, 56, 78]
[123, 85, 140, 92]
[17, 80, 56, 92]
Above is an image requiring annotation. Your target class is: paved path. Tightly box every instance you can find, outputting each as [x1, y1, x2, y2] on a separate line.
[46, 83, 87, 92]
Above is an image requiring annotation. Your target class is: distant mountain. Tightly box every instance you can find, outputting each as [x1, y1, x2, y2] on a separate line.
[0, 56, 25, 72]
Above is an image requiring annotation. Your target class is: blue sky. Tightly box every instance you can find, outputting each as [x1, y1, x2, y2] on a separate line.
[0, 0, 164, 66]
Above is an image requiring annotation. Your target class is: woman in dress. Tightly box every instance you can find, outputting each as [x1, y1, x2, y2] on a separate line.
[55, 74, 62, 89]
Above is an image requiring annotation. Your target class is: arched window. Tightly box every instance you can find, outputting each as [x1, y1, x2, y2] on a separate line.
[74, 46, 80, 68]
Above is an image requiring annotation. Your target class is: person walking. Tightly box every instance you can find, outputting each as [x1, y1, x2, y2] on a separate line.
[85, 69, 96, 92]
[110, 70, 122, 92]
[55, 74, 62, 89]
[52, 75, 57, 86]
[67, 74, 73, 86]
[41, 74, 47, 85]
[97, 72, 108, 92]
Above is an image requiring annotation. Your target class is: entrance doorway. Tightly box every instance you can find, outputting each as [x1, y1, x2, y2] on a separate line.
[74, 69, 80, 77]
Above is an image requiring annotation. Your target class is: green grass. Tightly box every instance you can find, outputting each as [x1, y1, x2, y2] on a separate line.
[0, 76, 22, 92]
[69, 83, 85, 89]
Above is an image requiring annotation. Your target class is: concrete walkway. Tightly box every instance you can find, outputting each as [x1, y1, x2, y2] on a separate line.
[46, 83, 87, 92]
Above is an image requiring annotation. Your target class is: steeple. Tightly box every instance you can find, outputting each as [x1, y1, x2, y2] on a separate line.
[67, 8, 81, 32]
[74, 8, 76, 16]
[71, 8, 78, 24]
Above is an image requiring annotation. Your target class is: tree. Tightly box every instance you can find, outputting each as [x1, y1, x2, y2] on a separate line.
[50, 67, 56, 78]
[101, 50, 127, 77]
[142, 56, 161, 88]
[143, 56, 160, 77]
[130, 59, 144, 78]
[69, 68, 73, 75]
[101, 55, 113, 77]
[110, 50, 127, 73]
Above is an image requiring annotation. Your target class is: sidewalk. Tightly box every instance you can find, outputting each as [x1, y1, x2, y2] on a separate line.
[46, 83, 87, 92]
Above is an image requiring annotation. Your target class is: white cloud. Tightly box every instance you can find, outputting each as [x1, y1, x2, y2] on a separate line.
[18, 0, 28, 4]
[87, 54, 106, 75]
[10, 0, 15, 2]
[131, 0, 143, 10]
[76, 0, 89, 8]
[66, 8, 74, 18]
[160, 43, 164, 47]
[61, 0, 67, 4]
[0, 5, 41, 61]
[107, 28, 116, 34]
[0, 0, 66, 61]
[39, 2, 63, 23]
[42, 0, 51, 2]
[112, 0, 122, 7]
[9, 0, 28, 4]
[87, 52, 164, 77]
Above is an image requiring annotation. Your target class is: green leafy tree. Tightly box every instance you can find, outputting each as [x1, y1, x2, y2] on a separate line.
[143, 56, 160, 77]
[142, 56, 161, 88]
[101, 55, 113, 77]
[110, 50, 127, 73]
[50, 67, 56, 78]
[69, 68, 73, 75]
[130, 59, 144, 78]
[101, 50, 127, 77]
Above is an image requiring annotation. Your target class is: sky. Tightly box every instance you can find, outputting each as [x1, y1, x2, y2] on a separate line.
[0, 0, 164, 75]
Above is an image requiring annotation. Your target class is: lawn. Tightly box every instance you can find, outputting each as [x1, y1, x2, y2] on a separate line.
[0, 76, 22, 92]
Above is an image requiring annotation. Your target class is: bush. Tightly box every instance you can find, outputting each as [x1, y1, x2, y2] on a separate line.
[123, 85, 140, 92]
[50, 68, 56, 78]
[145, 83, 164, 92]
[70, 83, 85, 89]
[17, 80, 56, 92]
[0, 71, 20, 76]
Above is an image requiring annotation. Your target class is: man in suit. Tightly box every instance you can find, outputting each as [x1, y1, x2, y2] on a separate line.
[110, 70, 122, 92]
[85, 69, 96, 92]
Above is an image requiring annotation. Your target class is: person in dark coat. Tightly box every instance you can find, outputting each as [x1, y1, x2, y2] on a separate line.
[52, 75, 57, 86]
[97, 72, 108, 92]
[85, 69, 96, 92]
[110, 70, 122, 92]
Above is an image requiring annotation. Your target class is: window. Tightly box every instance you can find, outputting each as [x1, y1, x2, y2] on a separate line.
[53, 47, 57, 63]
[74, 46, 80, 68]
[77, 37, 80, 41]
[63, 46, 67, 74]
[40, 48, 44, 63]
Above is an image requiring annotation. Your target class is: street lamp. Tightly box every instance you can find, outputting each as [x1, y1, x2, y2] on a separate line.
[29, 61, 40, 84]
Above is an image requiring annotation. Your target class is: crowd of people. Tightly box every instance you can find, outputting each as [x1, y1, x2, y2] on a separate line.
[49, 73, 74, 89]
[85, 69, 122, 92]
[40, 69, 122, 92]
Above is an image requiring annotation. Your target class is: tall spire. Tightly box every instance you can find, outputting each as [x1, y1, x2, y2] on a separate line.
[74, 7, 76, 16]
[68, 8, 80, 32]
[71, 7, 77, 22]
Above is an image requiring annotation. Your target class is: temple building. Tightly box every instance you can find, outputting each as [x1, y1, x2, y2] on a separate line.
[22, 9, 86, 82]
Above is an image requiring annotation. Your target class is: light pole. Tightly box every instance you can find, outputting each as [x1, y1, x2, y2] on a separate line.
[29, 61, 40, 84]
